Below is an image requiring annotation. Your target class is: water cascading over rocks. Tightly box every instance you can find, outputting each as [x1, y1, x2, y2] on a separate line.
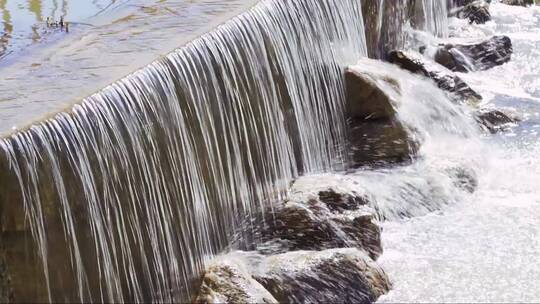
[362, 0, 449, 58]
[0, 0, 456, 303]
[0, 0, 367, 302]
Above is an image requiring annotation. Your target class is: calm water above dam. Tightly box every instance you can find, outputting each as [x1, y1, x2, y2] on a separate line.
[0, 0, 118, 60]
[0, 0, 258, 136]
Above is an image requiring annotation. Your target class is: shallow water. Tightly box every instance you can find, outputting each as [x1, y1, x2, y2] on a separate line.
[0, 0, 118, 60]
[0, 0, 258, 136]
[378, 3, 540, 302]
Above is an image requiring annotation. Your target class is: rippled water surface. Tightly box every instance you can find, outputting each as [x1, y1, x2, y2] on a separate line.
[0, 0, 257, 136]
[0, 0, 119, 60]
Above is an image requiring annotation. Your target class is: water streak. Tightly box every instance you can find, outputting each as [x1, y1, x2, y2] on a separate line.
[0, 0, 366, 302]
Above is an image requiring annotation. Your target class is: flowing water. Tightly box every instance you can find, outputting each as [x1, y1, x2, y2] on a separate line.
[377, 2, 540, 302]
[5, 0, 534, 302]
[0, 0, 366, 302]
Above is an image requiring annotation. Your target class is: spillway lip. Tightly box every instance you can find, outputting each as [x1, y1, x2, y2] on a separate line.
[0, 0, 261, 139]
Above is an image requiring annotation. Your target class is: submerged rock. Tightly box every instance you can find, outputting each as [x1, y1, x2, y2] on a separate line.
[456, 1, 491, 24]
[345, 67, 419, 168]
[475, 108, 520, 133]
[434, 36, 513, 72]
[195, 261, 277, 304]
[388, 50, 482, 104]
[253, 248, 391, 304]
[446, 166, 479, 193]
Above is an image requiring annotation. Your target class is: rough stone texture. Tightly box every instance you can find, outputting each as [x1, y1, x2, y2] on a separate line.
[253, 249, 391, 304]
[434, 36, 513, 72]
[345, 67, 419, 168]
[456, 1, 491, 24]
[501, 0, 534, 6]
[388, 50, 482, 104]
[195, 262, 277, 304]
[260, 195, 383, 260]
[475, 108, 520, 133]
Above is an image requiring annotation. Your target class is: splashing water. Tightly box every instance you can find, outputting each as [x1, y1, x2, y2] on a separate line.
[0, 0, 366, 302]
[294, 57, 483, 220]
[378, 3, 540, 302]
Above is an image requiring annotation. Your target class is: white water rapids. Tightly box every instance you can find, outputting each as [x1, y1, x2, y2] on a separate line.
[377, 3, 540, 302]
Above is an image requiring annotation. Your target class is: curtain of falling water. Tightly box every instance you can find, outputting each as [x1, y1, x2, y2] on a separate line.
[362, 0, 448, 59]
[421, 0, 449, 38]
[0, 0, 366, 302]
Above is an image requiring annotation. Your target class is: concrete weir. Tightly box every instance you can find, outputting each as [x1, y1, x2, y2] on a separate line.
[0, 0, 367, 302]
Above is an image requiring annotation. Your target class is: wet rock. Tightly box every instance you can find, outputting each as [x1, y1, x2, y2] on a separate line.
[456, 1, 491, 24]
[260, 198, 383, 260]
[501, 0, 534, 6]
[345, 67, 420, 168]
[388, 50, 482, 104]
[345, 69, 398, 120]
[253, 248, 391, 304]
[195, 262, 277, 304]
[318, 188, 369, 213]
[349, 118, 418, 167]
[434, 36, 513, 72]
[475, 108, 520, 133]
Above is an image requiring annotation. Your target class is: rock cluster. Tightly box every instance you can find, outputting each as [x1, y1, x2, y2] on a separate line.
[195, 186, 390, 303]
[387, 50, 482, 104]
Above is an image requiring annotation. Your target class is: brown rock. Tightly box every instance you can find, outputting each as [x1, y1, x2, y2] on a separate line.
[260, 197, 383, 260]
[345, 67, 419, 168]
[253, 249, 391, 304]
[195, 261, 277, 304]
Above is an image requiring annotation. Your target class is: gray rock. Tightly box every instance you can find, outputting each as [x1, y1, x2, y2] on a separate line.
[387, 50, 482, 104]
[475, 108, 520, 133]
[456, 1, 491, 24]
[253, 248, 391, 304]
[501, 0, 534, 6]
[434, 36, 513, 72]
[260, 193, 383, 260]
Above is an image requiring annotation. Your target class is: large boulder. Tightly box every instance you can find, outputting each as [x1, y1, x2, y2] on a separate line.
[388, 50, 482, 104]
[195, 260, 278, 304]
[253, 249, 391, 304]
[434, 36, 512, 72]
[345, 67, 419, 168]
[260, 188, 382, 260]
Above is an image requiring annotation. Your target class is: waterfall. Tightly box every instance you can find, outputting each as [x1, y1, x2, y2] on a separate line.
[0, 0, 366, 302]
[421, 0, 449, 38]
[362, 0, 448, 59]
